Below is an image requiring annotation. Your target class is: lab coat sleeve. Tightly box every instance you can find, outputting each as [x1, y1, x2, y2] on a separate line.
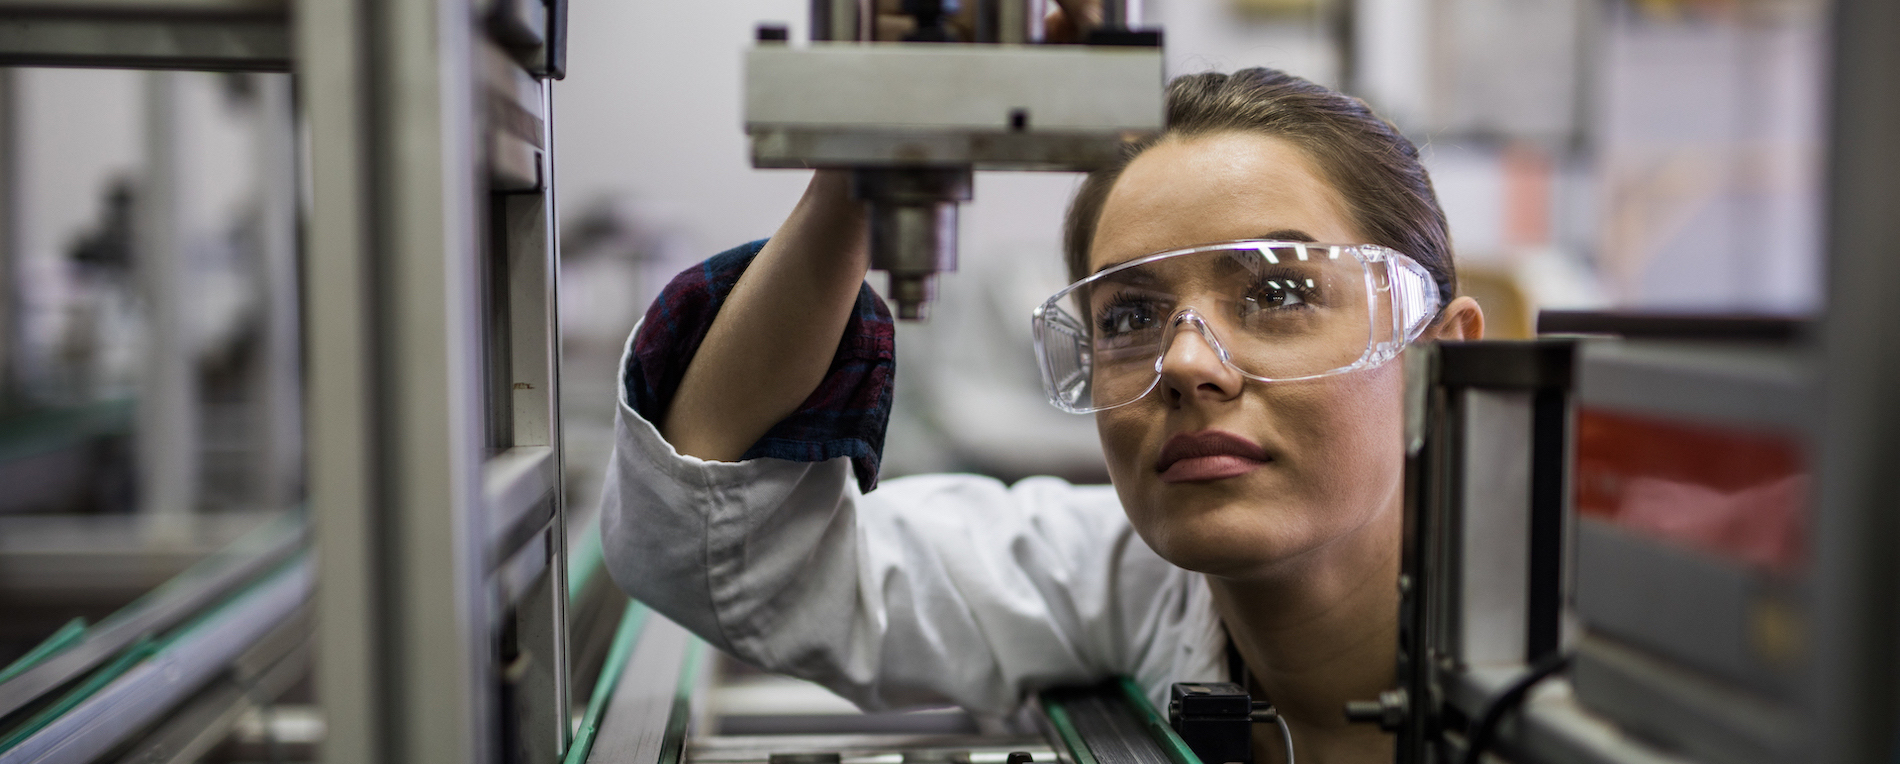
[599, 335, 1222, 714]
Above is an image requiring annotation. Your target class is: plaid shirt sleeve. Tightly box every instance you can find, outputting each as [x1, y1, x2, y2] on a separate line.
[624, 238, 896, 493]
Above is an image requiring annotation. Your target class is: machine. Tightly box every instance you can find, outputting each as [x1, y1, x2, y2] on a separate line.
[742, 0, 1164, 319]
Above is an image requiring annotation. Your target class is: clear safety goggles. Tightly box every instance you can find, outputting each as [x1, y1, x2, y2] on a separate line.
[1031, 240, 1442, 414]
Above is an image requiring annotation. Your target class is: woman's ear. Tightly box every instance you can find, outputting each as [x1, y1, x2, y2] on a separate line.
[1432, 296, 1485, 342]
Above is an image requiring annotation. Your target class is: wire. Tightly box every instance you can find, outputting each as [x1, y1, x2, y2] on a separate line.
[1273, 713, 1296, 764]
[1459, 653, 1571, 764]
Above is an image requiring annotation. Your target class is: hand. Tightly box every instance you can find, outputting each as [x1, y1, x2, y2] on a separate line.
[1045, 0, 1103, 42]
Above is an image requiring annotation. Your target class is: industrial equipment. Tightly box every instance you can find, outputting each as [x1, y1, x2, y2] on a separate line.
[1350, 314, 1844, 764]
[742, 0, 1165, 319]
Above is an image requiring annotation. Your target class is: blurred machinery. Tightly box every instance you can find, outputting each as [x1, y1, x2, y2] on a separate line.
[743, 0, 1164, 319]
[1337, 0, 1900, 748]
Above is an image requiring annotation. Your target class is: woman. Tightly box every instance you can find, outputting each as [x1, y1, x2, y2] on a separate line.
[601, 68, 1484, 764]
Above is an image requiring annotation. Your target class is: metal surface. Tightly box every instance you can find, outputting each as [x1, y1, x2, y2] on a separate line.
[586, 616, 699, 764]
[745, 35, 1161, 320]
[0, 14, 287, 70]
[135, 70, 196, 529]
[103, 612, 310, 764]
[974, 0, 1036, 44]
[0, 559, 311, 764]
[1572, 520, 1796, 698]
[1573, 341, 1810, 431]
[0, 0, 283, 10]
[746, 45, 1162, 134]
[300, 0, 496, 761]
[1038, 681, 1189, 764]
[852, 168, 971, 320]
[0, 69, 13, 406]
[1445, 672, 1698, 764]
[1457, 388, 1533, 665]
[693, 736, 1053, 764]
[249, 73, 303, 512]
[810, 0, 859, 42]
[1568, 635, 1794, 764]
[751, 128, 1145, 172]
[0, 514, 303, 722]
[1809, 0, 1900, 759]
[485, 445, 556, 558]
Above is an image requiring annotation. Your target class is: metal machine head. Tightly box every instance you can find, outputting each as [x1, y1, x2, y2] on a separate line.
[744, 1, 1163, 319]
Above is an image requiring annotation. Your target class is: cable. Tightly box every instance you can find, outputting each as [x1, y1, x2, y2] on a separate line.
[1273, 713, 1296, 764]
[1459, 653, 1571, 764]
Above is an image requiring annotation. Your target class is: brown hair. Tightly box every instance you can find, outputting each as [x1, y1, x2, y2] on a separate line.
[1062, 68, 1456, 301]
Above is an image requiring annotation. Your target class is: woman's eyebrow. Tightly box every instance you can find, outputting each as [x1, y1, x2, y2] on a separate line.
[1256, 229, 1318, 242]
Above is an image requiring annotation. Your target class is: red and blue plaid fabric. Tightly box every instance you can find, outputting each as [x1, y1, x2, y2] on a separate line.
[625, 239, 896, 493]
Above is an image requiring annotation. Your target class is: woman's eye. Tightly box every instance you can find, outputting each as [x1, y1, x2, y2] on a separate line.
[1097, 302, 1161, 335]
[1241, 280, 1308, 315]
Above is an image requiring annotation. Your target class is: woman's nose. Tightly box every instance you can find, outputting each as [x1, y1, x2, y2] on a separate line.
[1157, 321, 1245, 407]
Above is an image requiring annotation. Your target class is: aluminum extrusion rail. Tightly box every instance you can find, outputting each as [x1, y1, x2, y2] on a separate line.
[1039, 679, 1198, 764]
[0, 0, 290, 71]
[0, 555, 311, 763]
[0, 515, 304, 724]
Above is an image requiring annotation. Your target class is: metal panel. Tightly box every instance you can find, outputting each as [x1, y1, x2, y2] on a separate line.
[502, 194, 553, 443]
[134, 70, 196, 529]
[1570, 635, 1795, 764]
[1809, 0, 1900, 759]
[745, 44, 1163, 132]
[297, 0, 383, 760]
[1573, 521, 1790, 697]
[0, 0, 283, 10]
[249, 73, 302, 511]
[587, 616, 696, 764]
[301, 0, 494, 761]
[0, 69, 14, 404]
[1573, 341, 1809, 432]
[0, 15, 288, 71]
[1458, 388, 1532, 665]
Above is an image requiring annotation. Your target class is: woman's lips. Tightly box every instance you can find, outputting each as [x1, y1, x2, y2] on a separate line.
[1155, 430, 1272, 483]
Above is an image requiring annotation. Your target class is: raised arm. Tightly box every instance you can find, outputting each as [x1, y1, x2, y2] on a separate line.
[660, 170, 869, 461]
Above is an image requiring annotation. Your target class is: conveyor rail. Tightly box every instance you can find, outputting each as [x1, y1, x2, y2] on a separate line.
[0, 513, 304, 725]
[0, 550, 310, 762]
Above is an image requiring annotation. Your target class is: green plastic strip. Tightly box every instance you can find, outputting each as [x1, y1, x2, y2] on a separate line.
[567, 525, 605, 605]
[1038, 691, 1100, 764]
[1115, 677, 1203, 764]
[0, 638, 158, 752]
[0, 619, 87, 685]
[562, 601, 650, 764]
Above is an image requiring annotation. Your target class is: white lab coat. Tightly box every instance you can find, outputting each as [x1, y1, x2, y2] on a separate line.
[599, 328, 1228, 715]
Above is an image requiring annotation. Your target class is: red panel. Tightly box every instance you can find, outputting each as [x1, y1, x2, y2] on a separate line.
[1574, 408, 1808, 575]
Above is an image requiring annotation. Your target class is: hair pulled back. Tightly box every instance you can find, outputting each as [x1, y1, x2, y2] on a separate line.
[1062, 68, 1456, 301]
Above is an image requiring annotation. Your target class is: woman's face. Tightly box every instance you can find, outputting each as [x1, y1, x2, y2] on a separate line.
[1089, 130, 1409, 581]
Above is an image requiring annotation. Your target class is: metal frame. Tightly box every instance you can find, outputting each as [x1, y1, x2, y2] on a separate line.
[299, 1, 571, 762]
[0, 1, 290, 72]
[1808, 0, 1900, 759]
